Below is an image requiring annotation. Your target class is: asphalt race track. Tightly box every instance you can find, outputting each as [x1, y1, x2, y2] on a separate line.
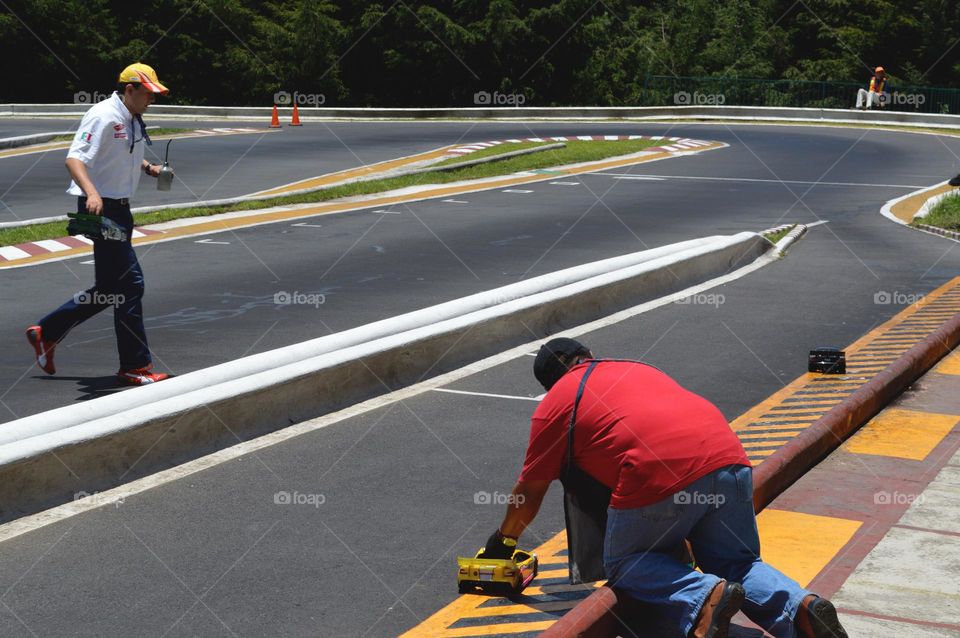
[1, 122, 958, 420]
[0, 120, 958, 636]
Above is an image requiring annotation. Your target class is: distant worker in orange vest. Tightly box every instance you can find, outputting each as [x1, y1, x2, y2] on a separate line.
[856, 66, 887, 110]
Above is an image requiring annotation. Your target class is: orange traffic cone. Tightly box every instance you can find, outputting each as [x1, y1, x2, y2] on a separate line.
[269, 105, 281, 128]
[289, 103, 302, 126]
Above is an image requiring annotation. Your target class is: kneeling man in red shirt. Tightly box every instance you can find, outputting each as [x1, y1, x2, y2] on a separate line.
[478, 338, 847, 638]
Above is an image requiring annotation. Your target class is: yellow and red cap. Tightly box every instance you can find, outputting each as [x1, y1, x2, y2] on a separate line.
[118, 63, 169, 95]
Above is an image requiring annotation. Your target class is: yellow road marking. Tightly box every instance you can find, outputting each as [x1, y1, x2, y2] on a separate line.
[890, 184, 955, 223]
[934, 351, 960, 375]
[757, 510, 862, 587]
[251, 146, 458, 196]
[440, 621, 556, 636]
[843, 408, 959, 460]
[459, 601, 579, 616]
[731, 278, 960, 434]
[1, 144, 719, 269]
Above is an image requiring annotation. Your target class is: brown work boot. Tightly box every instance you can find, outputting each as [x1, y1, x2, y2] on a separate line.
[689, 579, 745, 638]
[796, 594, 848, 638]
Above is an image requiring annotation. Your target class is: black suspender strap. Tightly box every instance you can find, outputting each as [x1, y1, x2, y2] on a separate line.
[565, 360, 599, 474]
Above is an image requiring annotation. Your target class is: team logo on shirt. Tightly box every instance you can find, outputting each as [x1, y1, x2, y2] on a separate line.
[113, 123, 124, 131]
[112, 122, 127, 139]
[77, 131, 93, 143]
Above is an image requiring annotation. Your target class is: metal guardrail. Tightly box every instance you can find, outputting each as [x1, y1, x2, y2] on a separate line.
[642, 75, 960, 114]
[3, 104, 960, 127]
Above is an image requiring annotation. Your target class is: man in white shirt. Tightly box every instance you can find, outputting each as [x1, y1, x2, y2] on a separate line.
[26, 63, 171, 385]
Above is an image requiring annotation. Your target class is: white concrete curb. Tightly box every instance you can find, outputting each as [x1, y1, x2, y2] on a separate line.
[0, 231, 773, 520]
[0, 131, 72, 149]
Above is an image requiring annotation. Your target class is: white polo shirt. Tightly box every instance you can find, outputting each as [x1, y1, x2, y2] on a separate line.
[66, 92, 145, 199]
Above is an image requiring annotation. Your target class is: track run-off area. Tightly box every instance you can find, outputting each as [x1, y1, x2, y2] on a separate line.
[0, 118, 958, 636]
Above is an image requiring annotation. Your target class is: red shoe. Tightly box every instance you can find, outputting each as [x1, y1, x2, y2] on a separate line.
[26, 325, 56, 375]
[117, 364, 169, 386]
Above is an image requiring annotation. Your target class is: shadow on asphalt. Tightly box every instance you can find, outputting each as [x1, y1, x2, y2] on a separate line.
[35, 374, 131, 401]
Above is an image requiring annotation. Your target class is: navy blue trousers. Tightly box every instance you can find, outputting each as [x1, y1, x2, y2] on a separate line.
[39, 198, 151, 369]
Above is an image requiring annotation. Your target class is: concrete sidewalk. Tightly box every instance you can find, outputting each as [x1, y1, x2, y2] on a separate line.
[736, 346, 960, 636]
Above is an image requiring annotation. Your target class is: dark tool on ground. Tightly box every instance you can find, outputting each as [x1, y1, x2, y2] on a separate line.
[809, 348, 846, 374]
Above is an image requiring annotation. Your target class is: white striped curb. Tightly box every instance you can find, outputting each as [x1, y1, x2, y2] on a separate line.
[0, 227, 161, 262]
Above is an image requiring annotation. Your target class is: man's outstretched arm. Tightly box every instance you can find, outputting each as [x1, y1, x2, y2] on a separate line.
[499, 480, 551, 538]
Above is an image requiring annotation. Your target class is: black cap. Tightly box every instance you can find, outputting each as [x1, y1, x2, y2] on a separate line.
[949, 174, 960, 187]
[533, 338, 589, 391]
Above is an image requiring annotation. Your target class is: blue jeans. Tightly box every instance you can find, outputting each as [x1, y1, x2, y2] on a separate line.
[603, 465, 810, 638]
[39, 198, 152, 369]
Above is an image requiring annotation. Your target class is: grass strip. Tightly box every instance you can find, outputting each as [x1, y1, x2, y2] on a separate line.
[0, 139, 660, 248]
[917, 192, 960, 231]
[763, 225, 795, 244]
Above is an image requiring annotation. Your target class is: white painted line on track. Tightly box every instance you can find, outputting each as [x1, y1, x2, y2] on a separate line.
[292, 222, 323, 228]
[549, 181, 581, 186]
[80, 260, 95, 265]
[373, 209, 402, 214]
[195, 238, 231, 245]
[806, 220, 831, 228]
[0, 245, 777, 544]
[592, 173, 927, 189]
[442, 199, 469, 204]
[612, 176, 665, 181]
[502, 189, 534, 194]
[432, 388, 541, 402]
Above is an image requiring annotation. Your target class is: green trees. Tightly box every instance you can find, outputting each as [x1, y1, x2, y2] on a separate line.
[0, 0, 957, 106]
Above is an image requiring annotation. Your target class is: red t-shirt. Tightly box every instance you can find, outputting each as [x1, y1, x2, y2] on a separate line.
[519, 360, 750, 509]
